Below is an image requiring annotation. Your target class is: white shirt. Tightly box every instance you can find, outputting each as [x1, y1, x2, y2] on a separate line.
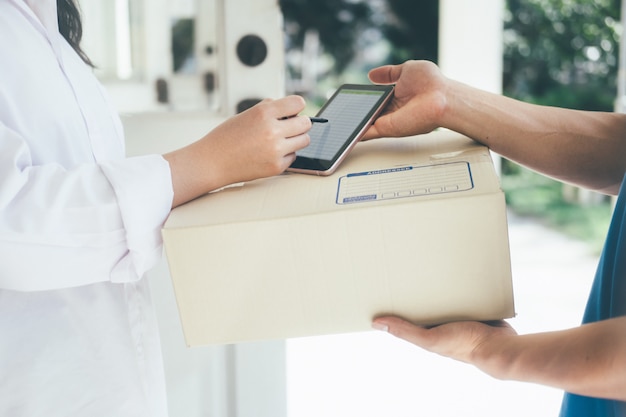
[0, 1, 174, 416]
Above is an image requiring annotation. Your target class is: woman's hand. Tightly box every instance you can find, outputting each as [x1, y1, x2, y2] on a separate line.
[165, 95, 311, 207]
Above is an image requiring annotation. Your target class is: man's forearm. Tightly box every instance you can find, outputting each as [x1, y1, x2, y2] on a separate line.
[477, 316, 626, 400]
[442, 80, 626, 194]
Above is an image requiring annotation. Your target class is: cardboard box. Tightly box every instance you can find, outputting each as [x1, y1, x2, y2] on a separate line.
[162, 130, 515, 346]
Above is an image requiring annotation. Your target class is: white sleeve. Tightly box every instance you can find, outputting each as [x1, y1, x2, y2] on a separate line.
[0, 122, 174, 291]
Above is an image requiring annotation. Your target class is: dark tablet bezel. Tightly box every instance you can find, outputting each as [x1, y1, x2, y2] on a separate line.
[288, 83, 394, 175]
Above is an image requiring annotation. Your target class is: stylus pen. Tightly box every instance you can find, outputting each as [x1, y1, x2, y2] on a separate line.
[309, 117, 328, 123]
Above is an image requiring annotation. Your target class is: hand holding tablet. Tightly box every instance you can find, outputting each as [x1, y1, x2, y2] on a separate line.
[288, 84, 394, 176]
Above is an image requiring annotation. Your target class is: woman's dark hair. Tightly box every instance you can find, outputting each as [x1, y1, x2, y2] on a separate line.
[57, 0, 94, 67]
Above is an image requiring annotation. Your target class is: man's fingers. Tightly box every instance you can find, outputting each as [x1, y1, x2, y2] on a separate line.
[373, 316, 432, 347]
[368, 64, 402, 85]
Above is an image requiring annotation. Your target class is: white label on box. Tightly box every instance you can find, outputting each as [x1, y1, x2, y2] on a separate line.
[336, 161, 474, 205]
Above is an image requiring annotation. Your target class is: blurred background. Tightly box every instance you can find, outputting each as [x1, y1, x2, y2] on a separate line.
[79, 0, 621, 416]
[84, 0, 621, 247]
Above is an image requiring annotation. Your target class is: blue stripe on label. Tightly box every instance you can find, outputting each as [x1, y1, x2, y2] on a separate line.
[347, 166, 413, 178]
[343, 194, 377, 203]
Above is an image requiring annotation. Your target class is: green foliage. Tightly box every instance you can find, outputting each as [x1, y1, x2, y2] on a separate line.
[501, 0, 619, 251]
[380, 0, 439, 64]
[501, 167, 612, 253]
[281, 0, 620, 111]
[280, 0, 439, 76]
[280, 0, 375, 74]
[504, 0, 621, 111]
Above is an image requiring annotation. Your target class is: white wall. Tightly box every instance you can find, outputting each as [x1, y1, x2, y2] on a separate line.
[439, 0, 504, 174]
[439, 0, 504, 94]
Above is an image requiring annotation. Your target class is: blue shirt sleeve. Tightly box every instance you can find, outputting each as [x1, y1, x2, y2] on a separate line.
[560, 175, 626, 417]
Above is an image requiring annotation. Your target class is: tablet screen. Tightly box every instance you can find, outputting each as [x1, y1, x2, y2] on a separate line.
[290, 84, 393, 174]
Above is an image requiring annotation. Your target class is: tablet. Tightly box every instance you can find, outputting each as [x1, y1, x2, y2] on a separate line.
[287, 83, 394, 176]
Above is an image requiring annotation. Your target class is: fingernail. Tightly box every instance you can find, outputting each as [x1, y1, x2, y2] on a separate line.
[372, 321, 389, 332]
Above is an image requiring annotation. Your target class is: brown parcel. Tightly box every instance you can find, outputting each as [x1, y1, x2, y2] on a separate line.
[162, 130, 515, 346]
